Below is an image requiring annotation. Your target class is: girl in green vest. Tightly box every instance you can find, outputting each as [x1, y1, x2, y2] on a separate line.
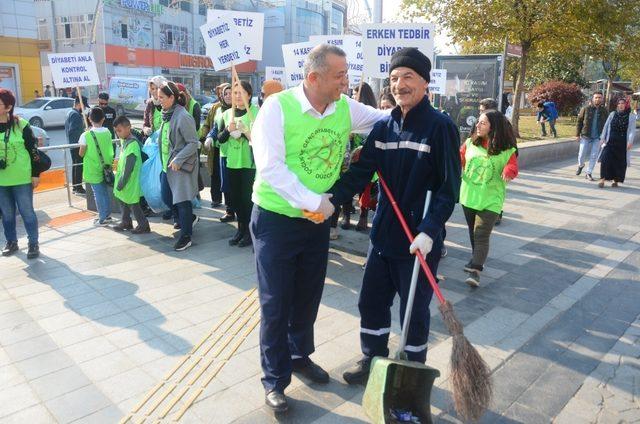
[79, 107, 115, 226]
[112, 116, 150, 234]
[217, 81, 258, 247]
[0, 88, 42, 259]
[143, 75, 167, 137]
[460, 110, 519, 287]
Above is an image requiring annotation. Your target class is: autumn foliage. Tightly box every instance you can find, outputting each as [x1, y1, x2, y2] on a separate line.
[527, 81, 585, 115]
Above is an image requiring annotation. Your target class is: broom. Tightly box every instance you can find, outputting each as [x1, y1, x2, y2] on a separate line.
[377, 172, 492, 422]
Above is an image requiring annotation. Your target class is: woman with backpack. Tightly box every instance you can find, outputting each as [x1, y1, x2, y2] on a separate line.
[460, 110, 518, 287]
[0, 88, 43, 259]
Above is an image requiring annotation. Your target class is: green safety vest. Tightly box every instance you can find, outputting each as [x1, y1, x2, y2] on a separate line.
[220, 104, 259, 169]
[152, 107, 163, 132]
[82, 129, 114, 184]
[0, 118, 31, 187]
[459, 138, 516, 214]
[252, 90, 352, 218]
[160, 121, 170, 172]
[113, 138, 143, 204]
[187, 98, 199, 117]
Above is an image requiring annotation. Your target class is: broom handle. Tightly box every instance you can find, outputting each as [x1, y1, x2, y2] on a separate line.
[398, 191, 431, 354]
[377, 173, 446, 305]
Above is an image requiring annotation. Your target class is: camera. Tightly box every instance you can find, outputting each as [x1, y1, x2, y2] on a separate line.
[0, 159, 6, 170]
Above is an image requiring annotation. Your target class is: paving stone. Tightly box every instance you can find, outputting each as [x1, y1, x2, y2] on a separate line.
[29, 365, 92, 401]
[0, 382, 41, 418]
[3, 332, 59, 362]
[45, 384, 114, 423]
[1, 404, 56, 424]
[14, 348, 75, 380]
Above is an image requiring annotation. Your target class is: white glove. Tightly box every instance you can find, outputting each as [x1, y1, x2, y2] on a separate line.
[312, 194, 335, 221]
[409, 232, 433, 258]
[204, 137, 214, 150]
[230, 130, 242, 139]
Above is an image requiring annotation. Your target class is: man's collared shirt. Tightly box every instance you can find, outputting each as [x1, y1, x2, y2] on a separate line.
[252, 84, 388, 212]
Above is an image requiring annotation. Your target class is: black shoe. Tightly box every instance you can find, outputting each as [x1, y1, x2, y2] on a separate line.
[219, 212, 235, 223]
[441, 246, 448, 258]
[27, 244, 39, 259]
[113, 222, 133, 232]
[292, 358, 329, 384]
[192, 215, 199, 227]
[237, 232, 252, 247]
[265, 390, 288, 413]
[212, 200, 222, 207]
[340, 213, 351, 230]
[131, 225, 151, 234]
[174, 236, 192, 251]
[495, 211, 503, 226]
[173, 222, 181, 230]
[2, 241, 19, 256]
[73, 187, 86, 195]
[585, 173, 595, 181]
[229, 229, 243, 246]
[343, 356, 372, 385]
[162, 211, 173, 220]
[576, 165, 584, 176]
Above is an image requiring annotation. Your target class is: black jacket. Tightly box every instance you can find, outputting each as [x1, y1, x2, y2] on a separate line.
[330, 97, 461, 257]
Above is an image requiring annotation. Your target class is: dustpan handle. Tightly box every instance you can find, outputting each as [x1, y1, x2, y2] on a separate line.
[398, 190, 432, 356]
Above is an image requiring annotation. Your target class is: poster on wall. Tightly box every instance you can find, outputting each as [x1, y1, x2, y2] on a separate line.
[434, 55, 501, 139]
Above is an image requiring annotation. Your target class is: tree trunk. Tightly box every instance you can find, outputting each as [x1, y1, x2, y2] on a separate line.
[511, 44, 530, 138]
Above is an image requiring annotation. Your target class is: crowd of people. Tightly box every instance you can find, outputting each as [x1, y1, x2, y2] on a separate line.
[0, 42, 637, 416]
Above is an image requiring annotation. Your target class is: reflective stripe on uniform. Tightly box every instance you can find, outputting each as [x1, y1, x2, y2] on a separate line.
[404, 342, 428, 352]
[375, 140, 431, 153]
[360, 327, 391, 336]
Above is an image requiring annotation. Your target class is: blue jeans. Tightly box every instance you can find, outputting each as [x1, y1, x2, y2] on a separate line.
[578, 137, 600, 174]
[0, 184, 39, 244]
[90, 182, 111, 221]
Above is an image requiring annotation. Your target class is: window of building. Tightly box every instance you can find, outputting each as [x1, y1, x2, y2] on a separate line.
[55, 14, 93, 45]
[121, 24, 128, 39]
[296, 8, 324, 40]
[180, 0, 191, 12]
[159, 0, 169, 6]
[37, 18, 50, 40]
[198, 0, 207, 16]
[331, 7, 344, 35]
[160, 24, 190, 53]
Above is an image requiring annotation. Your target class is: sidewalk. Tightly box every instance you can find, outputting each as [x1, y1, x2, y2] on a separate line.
[1, 149, 639, 423]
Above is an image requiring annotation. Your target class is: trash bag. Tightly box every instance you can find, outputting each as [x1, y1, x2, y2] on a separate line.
[141, 131, 168, 213]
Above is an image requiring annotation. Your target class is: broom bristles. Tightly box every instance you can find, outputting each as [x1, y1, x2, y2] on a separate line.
[439, 301, 493, 422]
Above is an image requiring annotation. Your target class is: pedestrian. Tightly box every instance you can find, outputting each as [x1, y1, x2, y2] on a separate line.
[0, 88, 42, 259]
[460, 110, 518, 287]
[158, 81, 200, 251]
[112, 116, 151, 233]
[143, 75, 168, 137]
[79, 107, 115, 226]
[176, 83, 201, 133]
[201, 83, 229, 208]
[258, 80, 284, 107]
[97, 92, 117, 140]
[378, 86, 396, 110]
[206, 85, 236, 222]
[536, 101, 557, 138]
[44, 85, 52, 97]
[34, 90, 41, 98]
[328, 47, 461, 384]
[250, 44, 389, 412]
[576, 91, 608, 181]
[217, 81, 259, 247]
[598, 98, 637, 188]
[65, 95, 88, 195]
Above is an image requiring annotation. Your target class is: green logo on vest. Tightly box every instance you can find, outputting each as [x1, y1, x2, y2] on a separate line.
[465, 156, 495, 185]
[299, 128, 343, 180]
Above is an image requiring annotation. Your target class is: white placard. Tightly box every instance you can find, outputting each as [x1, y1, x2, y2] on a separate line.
[265, 66, 285, 84]
[282, 41, 314, 88]
[309, 35, 363, 82]
[207, 10, 264, 61]
[361, 23, 435, 79]
[200, 18, 249, 71]
[429, 69, 447, 95]
[48, 52, 100, 88]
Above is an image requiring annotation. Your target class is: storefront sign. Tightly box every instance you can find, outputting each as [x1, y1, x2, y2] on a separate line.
[103, 0, 163, 15]
[48, 52, 100, 88]
[361, 23, 435, 79]
[200, 17, 249, 71]
[181, 54, 215, 69]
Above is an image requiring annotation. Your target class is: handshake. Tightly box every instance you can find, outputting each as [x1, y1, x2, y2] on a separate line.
[302, 193, 334, 224]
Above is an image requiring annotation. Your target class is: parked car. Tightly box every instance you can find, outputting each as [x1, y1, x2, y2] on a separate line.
[108, 76, 148, 117]
[193, 94, 216, 107]
[14, 97, 75, 129]
[30, 126, 50, 147]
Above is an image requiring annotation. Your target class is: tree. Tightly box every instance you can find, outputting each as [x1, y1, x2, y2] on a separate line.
[527, 81, 585, 115]
[402, 0, 581, 137]
[526, 52, 587, 88]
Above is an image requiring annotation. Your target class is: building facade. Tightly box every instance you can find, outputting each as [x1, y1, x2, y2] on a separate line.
[36, 0, 346, 98]
[0, 0, 47, 105]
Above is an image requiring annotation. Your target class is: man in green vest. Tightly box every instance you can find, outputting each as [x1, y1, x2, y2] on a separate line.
[250, 44, 389, 412]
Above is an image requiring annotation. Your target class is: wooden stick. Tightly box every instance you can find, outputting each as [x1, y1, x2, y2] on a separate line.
[230, 67, 236, 124]
[355, 72, 365, 102]
[76, 85, 89, 129]
[231, 65, 255, 123]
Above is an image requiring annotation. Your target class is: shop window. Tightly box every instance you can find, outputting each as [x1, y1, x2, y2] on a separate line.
[64, 24, 71, 39]
[121, 24, 128, 39]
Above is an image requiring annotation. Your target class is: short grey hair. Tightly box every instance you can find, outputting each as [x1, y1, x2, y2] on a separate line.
[303, 44, 347, 78]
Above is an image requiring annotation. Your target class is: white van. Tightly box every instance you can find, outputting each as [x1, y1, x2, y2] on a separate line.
[108, 77, 148, 117]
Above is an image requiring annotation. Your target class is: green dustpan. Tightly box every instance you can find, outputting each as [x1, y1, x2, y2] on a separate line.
[362, 191, 440, 424]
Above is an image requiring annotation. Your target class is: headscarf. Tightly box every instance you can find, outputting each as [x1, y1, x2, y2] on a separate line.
[612, 108, 630, 134]
[219, 83, 231, 109]
[149, 75, 167, 105]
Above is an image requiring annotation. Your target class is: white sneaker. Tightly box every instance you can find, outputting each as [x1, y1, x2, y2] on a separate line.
[465, 269, 481, 288]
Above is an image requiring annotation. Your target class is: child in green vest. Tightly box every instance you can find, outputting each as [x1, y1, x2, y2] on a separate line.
[79, 107, 115, 226]
[460, 110, 518, 287]
[112, 116, 150, 234]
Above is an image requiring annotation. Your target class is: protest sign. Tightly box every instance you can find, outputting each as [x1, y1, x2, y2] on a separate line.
[361, 23, 435, 79]
[48, 52, 100, 88]
[429, 69, 447, 95]
[207, 10, 264, 61]
[309, 35, 363, 82]
[200, 17, 249, 71]
[265, 66, 285, 84]
[281, 41, 314, 87]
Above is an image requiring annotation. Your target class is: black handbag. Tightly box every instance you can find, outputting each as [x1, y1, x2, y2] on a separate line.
[89, 131, 115, 186]
[34, 149, 51, 173]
